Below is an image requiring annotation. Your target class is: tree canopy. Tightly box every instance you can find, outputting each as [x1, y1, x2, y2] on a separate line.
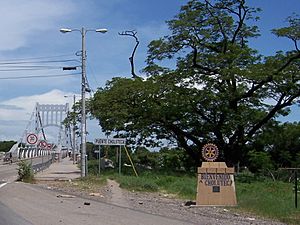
[90, 0, 300, 166]
[0, 141, 16, 152]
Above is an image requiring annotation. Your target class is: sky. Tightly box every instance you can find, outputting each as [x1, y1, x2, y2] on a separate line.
[0, 0, 299, 143]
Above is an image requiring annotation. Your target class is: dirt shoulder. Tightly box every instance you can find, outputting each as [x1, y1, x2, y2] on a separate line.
[36, 179, 287, 225]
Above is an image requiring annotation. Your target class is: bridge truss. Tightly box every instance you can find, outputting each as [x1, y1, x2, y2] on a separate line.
[8, 103, 73, 160]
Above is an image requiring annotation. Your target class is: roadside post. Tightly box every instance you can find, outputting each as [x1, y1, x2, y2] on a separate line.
[280, 168, 300, 208]
[119, 145, 122, 175]
[98, 145, 101, 175]
[295, 170, 298, 208]
[27, 133, 38, 165]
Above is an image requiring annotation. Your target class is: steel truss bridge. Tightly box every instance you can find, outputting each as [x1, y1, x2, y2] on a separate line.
[6, 103, 76, 162]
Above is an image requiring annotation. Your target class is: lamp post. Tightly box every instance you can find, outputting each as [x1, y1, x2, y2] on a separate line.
[60, 27, 107, 177]
[64, 95, 77, 164]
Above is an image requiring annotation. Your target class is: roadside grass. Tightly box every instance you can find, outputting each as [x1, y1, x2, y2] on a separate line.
[117, 173, 300, 224]
[235, 181, 300, 225]
[74, 175, 107, 191]
[89, 166, 300, 224]
[114, 171, 196, 199]
[56, 175, 108, 193]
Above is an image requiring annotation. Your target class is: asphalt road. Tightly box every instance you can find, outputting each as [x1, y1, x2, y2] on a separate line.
[0, 182, 196, 225]
[0, 202, 33, 225]
[0, 156, 51, 183]
[0, 163, 18, 183]
[0, 155, 55, 225]
[0, 161, 34, 225]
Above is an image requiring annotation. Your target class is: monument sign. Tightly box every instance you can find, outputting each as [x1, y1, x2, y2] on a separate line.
[196, 143, 237, 206]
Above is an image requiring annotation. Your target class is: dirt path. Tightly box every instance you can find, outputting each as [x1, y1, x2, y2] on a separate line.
[106, 179, 130, 207]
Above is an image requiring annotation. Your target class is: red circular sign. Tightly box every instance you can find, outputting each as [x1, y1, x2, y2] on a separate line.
[47, 144, 52, 150]
[27, 133, 38, 145]
[38, 140, 47, 149]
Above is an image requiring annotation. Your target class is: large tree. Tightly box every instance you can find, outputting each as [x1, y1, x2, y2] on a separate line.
[91, 0, 300, 166]
[250, 122, 300, 168]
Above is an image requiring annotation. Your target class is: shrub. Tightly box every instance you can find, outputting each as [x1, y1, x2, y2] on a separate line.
[236, 170, 257, 183]
[248, 150, 274, 173]
[117, 175, 159, 192]
[88, 160, 99, 175]
[18, 161, 34, 182]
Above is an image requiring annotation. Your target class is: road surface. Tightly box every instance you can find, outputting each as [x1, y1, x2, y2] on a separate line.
[0, 182, 195, 225]
[0, 160, 35, 225]
[0, 163, 18, 183]
[0, 201, 33, 225]
[0, 156, 51, 183]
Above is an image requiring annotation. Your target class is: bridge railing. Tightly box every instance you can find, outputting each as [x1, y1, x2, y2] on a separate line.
[31, 156, 54, 173]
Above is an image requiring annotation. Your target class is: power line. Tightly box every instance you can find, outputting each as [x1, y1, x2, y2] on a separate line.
[0, 59, 79, 65]
[0, 65, 62, 68]
[0, 54, 80, 72]
[0, 68, 62, 72]
[0, 65, 80, 72]
[0, 72, 80, 80]
[0, 53, 76, 62]
[86, 61, 100, 88]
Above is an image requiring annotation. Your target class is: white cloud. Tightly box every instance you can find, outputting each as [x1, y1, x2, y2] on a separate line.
[0, 0, 76, 51]
[0, 89, 73, 120]
[0, 89, 75, 141]
[0, 89, 101, 142]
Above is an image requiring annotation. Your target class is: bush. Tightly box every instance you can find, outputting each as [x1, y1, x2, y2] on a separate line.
[112, 171, 196, 199]
[18, 161, 34, 182]
[248, 150, 274, 174]
[236, 171, 256, 183]
[88, 160, 99, 175]
[117, 175, 159, 192]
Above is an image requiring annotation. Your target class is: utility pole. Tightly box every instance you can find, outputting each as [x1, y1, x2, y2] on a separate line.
[60, 27, 107, 177]
[72, 95, 76, 164]
[81, 27, 87, 177]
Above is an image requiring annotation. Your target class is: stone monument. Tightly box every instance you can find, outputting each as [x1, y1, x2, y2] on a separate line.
[196, 143, 237, 206]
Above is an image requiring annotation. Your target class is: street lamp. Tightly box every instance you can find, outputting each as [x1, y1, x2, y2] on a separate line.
[64, 95, 78, 164]
[60, 27, 107, 177]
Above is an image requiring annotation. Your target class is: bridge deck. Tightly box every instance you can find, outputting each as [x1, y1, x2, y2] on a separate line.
[35, 157, 80, 181]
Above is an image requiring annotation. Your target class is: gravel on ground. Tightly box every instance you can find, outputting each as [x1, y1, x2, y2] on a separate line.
[36, 179, 287, 225]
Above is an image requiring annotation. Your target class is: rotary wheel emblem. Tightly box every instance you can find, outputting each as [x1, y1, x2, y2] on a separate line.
[202, 143, 219, 161]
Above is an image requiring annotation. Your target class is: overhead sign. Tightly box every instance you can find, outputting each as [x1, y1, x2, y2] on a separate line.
[94, 138, 126, 146]
[27, 133, 38, 145]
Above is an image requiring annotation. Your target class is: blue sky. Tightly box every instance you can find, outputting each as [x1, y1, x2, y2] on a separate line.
[0, 0, 299, 142]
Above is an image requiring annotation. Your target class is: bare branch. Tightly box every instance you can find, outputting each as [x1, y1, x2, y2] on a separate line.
[276, 52, 300, 73]
[246, 93, 293, 139]
[205, 0, 228, 53]
[191, 47, 219, 74]
[293, 39, 300, 52]
[118, 30, 140, 78]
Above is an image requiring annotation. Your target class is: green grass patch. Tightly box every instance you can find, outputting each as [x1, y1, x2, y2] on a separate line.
[85, 162, 300, 224]
[116, 175, 159, 192]
[105, 171, 300, 224]
[236, 181, 300, 225]
[73, 175, 107, 192]
[112, 171, 197, 199]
